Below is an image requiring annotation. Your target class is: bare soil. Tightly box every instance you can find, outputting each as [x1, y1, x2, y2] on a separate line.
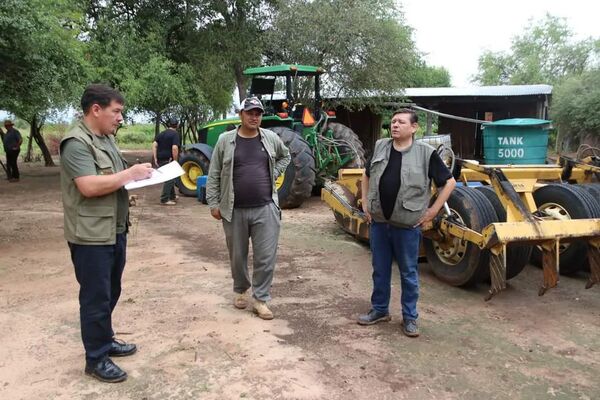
[1, 151, 599, 400]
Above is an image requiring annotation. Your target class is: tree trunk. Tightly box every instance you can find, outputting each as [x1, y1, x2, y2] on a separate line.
[234, 61, 246, 103]
[31, 115, 55, 166]
[24, 129, 34, 162]
[154, 112, 162, 138]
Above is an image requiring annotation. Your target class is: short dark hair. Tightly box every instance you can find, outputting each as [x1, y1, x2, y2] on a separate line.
[81, 84, 125, 114]
[392, 108, 418, 124]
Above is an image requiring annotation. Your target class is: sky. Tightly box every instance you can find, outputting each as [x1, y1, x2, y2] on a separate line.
[400, 0, 600, 86]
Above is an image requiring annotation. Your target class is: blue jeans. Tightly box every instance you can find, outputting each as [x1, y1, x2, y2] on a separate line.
[370, 221, 421, 321]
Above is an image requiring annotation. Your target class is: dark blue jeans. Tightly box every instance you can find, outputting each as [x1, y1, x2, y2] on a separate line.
[370, 221, 421, 321]
[69, 234, 127, 363]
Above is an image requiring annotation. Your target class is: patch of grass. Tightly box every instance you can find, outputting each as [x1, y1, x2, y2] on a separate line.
[115, 123, 155, 149]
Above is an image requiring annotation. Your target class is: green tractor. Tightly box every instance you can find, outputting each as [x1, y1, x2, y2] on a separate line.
[177, 64, 365, 208]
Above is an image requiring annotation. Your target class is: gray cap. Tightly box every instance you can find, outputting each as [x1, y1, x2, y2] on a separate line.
[240, 97, 264, 113]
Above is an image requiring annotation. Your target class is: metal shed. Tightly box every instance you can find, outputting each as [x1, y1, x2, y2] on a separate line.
[330, 84, 552, 159]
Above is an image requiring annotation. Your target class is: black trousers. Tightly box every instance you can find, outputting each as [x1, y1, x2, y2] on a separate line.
[5, 149, 19, 179]
[69, 234, 127, 363]
[158, 159, 176, 203]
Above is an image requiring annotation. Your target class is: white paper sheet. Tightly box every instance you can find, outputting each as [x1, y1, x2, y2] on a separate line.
[125, 161, 185, 190]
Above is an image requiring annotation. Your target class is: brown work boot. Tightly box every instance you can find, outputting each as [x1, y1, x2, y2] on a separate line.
[233, 291, 249, 309]
[252, 300, 273, 320]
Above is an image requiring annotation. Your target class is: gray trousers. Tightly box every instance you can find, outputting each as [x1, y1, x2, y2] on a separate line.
[222, 202, 281, 302]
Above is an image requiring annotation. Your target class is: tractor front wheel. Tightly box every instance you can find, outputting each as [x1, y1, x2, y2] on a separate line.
[177, 150, 211, 197]
[270, 127, 316, 209]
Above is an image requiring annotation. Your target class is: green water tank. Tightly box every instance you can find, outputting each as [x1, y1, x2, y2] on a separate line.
[482, 118, 551, 164]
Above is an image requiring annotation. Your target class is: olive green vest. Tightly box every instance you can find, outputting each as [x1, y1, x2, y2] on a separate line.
[60, 122, 128, 245]
[367, 138, 435, 228]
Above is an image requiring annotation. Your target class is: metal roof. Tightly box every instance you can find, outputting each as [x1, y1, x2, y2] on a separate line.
[403, 84, 552, 98]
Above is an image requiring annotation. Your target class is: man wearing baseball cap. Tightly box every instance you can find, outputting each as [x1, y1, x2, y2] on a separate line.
[206, 97, 290, 320]
[3, 119, 22, 182]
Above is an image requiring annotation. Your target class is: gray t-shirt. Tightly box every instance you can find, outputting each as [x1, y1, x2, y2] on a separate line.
[61, 135, 129, 234]
[233, 135, 272, 208]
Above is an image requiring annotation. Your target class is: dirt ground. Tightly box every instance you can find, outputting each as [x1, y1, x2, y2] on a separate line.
[1, 151, 599, 400]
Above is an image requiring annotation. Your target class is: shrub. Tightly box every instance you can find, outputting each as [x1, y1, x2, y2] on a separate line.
[117, 130, 148, 144]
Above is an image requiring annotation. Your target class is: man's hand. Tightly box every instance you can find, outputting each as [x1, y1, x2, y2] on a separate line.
[128, 163, 153, 181]
[360, 197, 372, 223]
[414, 207, 438, 227]
[210, 208, 222, 220]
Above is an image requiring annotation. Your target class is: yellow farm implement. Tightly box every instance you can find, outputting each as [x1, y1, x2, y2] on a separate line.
[321, 156, 600, 300]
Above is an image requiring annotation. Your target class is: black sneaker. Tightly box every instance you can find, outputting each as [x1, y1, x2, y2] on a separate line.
[402, 319, 419, 337]
[85, 358, 127, 383]
[357, 309, 391, 325]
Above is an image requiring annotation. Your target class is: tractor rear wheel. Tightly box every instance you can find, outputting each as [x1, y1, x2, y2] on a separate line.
[177, 150, 210, 197]
[327, 122, 366, 168]
[270, 126, 316, 209]
[474, 185, 532, 280]
[531, 184, 600, 274]
[423, 186, 498, 287]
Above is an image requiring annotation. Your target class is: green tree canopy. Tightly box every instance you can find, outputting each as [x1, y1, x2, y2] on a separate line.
[473, 14, 598, 85]
[411, 64, 451, 87]
[265, 0, 422, 103]
[0, 0, 88, 165]
[551, 69, 600, 148]
[83, 0, 237, 137]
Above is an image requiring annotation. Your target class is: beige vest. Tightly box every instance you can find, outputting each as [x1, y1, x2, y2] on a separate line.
[60, 122, 128, 245]
[367, 138, 435, 228]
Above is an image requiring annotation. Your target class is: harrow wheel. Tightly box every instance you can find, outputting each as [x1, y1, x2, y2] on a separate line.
[474, 186, 533, 280]
[270, 126, 316, 209]
[573, 183, 600, 206]
[424, 186, 498, 287]
[531, 184, 600, 274]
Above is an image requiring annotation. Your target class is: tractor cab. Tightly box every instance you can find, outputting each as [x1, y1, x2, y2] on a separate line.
[244, 64, 327, 130]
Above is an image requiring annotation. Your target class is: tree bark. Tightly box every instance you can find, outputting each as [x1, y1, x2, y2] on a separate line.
[234, 61, 246, 103]
[31, 115, 55, 166]
[24, 129, 34, 162]
[154, 112, 162, 138]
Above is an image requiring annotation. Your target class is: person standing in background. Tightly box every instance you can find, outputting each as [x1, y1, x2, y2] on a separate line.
[152, 117, 180, 205]
[3, 119, 22, 182]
